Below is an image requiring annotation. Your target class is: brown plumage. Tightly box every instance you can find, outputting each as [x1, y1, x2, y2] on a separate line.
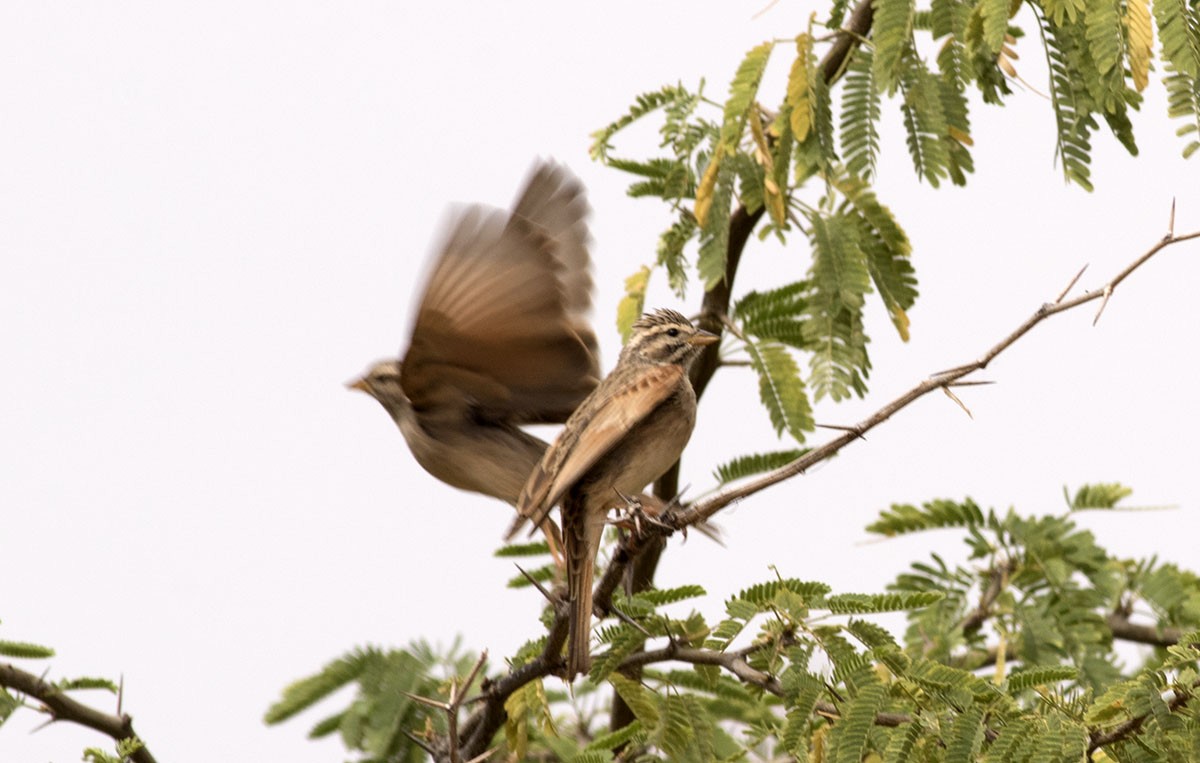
[512, 309, 717, 678]
[349, 161, 600, 519]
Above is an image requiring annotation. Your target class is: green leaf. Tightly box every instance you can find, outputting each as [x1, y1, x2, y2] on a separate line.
[1165, 69, 1200, 159]
[713, 449, 807, 484]
[494, 541, 552, 558]
[898, 52, 951, 186]
[966, 0, 1010, 59]
[719, 41, 775, 150]
[874, 0, 917, 94]
[591, 85, 695, 161]
[1153, 0, 1200, 78]
[633, 584, 708, 607]
[0, 640, 55, 659]
[735, 281, 810, 348]
[1006, 665, 1079, 691]
[803, 211, 873, 401]
[1085, 0, 1125, 76]
[55, 677, 118, 692]
[945, 702, 986, 762]
[745, 338, 814, 442]
[696, 158, 734, 289]
[1038, 10, 1098, 190]
[657, 215, 698, 298]
[867, 498, 988, 536]
[1067, 482, 1133, 509]
[609, 674, 660, 726]
[265, 648, 376, 723]
[832, 680, 887, 763]
[840, 50, 883, 179]
[826, 591, 945, 614]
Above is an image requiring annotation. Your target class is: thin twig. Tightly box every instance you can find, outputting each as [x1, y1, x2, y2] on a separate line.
[676, 226, 1200, 527]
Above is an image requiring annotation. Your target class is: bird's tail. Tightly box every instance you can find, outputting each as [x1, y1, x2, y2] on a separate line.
[564, 504, 603, 679]
[566, 549, 594, 679]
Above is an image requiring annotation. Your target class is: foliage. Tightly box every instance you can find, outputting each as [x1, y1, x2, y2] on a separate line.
[591, 0, 1193, 451]
[267, 484, 1200, 760]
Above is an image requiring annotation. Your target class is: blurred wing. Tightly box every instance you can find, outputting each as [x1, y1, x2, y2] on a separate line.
[514, 364, 683, 533]
[511, 161, 593, 328]
[402, 162, 599, 421]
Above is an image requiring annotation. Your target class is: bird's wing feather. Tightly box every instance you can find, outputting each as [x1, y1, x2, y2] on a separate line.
[512, 364, 683, 535]
[402, 163, 599, 421]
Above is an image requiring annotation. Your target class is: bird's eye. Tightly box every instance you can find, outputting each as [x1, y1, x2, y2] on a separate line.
[666, 327, 680, 337]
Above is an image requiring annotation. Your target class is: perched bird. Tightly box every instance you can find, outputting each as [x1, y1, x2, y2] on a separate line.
[512, 309, 718, 678]
[349, 161, 600, 517]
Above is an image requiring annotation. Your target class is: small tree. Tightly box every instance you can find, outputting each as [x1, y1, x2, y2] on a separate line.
[5, 0, 1198, 760]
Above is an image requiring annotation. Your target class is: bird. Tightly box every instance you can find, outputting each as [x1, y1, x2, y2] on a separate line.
[512, 308, 718, 678]
[348, 161, 600, 525]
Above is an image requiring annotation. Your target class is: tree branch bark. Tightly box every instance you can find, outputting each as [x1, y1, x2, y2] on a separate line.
[0, 663, 157, 763]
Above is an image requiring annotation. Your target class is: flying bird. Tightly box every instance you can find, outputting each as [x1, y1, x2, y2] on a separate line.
[349, 162, 600, 532]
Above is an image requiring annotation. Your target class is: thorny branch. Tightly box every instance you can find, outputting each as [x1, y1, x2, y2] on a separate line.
[0, 663, 157, 763]
[675, 225, 1200, 527]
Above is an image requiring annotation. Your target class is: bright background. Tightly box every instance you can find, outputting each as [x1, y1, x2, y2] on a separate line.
[3, 3, 1197, 761]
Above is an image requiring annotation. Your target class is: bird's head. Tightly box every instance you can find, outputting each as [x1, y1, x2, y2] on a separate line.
[624, 309, 719, 367]
[346, 360, 410, 419]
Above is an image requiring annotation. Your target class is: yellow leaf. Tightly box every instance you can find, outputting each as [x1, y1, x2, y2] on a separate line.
[616, 265, 651, 343]
[997, 53, 1017, 78]
[785, 34, 813, 142]
[948, 125, 974, 146]
[1124, 0, 1152, 91]
[749, 105, 773, 169]
[694, 153, 722, 228]
[890, 305, 911, 342]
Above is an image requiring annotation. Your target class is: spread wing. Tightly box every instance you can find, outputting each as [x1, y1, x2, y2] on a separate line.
[512, 364, 684, 534]
[401, 162, 599, 422]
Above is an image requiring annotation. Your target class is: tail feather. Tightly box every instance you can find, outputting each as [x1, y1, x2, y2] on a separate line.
[564, 497, 604, 679]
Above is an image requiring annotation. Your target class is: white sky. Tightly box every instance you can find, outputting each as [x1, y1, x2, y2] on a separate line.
[3, 3, 1197, 761]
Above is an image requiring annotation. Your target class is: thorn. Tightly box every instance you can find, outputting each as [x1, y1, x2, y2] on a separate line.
[942, 385, 974, 419]
[514, 564, 556, 604]
[1092, 285, 1113, 326]
[30, 716, 58, 733]
[815, 423, 866, 440]
[465, 749, 499, 763]
[609, 604, 652, 636]
[946, 380, 995, 387]
[117, 674, 125, 716]
[402, 730, 437, 756]
[458, 651, 489, 708]
[1169, 198, 1176, 238]
[931, 362, 980, 378]
[1055, 264, 1088, 304]
[401, 690, 450, 711]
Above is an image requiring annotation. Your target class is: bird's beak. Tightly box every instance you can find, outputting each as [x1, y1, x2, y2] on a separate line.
[346, 377, 370, 394]
[688, 330, 720, 347]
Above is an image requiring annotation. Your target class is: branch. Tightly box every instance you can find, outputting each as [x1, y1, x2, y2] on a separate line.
[616, 640, 909, 727]
[677, 226, 1200, 527]
[0, 663, 157, 763]
[958, 560, 1016, 634]
[1106, 612, 1182, 648]
[458, 611, 569, 760]
[1088, 677, 1199, 752]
